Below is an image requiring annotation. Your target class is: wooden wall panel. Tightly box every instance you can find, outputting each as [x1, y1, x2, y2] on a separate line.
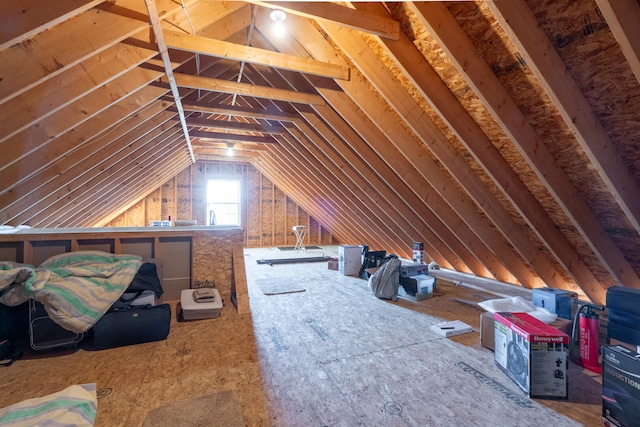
[176, 167, 192, 221]
[161, 177, 176, 222]
[106, 161, 332, 247]
[273, 186, 286, 246]
[245, 166, 262, 246]
[260, 175, 274, 246]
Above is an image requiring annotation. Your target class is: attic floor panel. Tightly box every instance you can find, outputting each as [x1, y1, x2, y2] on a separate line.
[0, 246, 601, 426]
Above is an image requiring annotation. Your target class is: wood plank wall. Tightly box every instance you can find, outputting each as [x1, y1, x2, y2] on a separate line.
[105, 161, 334, 248]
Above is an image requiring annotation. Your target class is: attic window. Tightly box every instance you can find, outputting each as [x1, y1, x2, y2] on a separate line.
[206, 179, 241, 226]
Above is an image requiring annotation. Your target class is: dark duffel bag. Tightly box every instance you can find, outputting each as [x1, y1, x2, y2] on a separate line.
[93, 304, 171, 350]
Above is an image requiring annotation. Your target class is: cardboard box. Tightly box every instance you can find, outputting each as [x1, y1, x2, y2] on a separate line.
[480, 314, 572, 352]
[481, 311, 495, 350]
[550, 317, 573, 336]
[327, 258, 338, 271]
[494, 312, 569, 399]
[602, 345, 640, 427]
[338, 245, 361, 276]
[532, 288, 574, 319]
[399, 263, 429, 278]
[610, 338, 640, 354]
[398, 275, 435, 301]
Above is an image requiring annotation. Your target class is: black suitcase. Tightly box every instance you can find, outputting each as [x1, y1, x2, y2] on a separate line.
[29, 300, 85, 351]
[93, 304, 171, 349]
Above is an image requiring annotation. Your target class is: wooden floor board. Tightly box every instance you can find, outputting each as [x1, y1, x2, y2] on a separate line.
[0, 246, 601, 426]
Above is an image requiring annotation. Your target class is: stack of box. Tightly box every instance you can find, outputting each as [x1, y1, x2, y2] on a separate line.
[532, 287, 575, 320]
[412, 242, 424, 264]
[494, 312, 569, 399]
[602, 345, 640, 427]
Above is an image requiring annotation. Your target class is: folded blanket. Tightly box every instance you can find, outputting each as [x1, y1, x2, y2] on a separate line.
[0, 251, 142, 333]
[0, 384, 97, 427]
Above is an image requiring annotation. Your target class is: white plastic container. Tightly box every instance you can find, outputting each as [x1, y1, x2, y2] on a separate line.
[180, 288, 223, 320]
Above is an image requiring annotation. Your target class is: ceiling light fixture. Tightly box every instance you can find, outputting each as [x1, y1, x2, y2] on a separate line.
[270, 8, 286, 22]
[226, 142, 235, 157]
[269, 8, 287, 38]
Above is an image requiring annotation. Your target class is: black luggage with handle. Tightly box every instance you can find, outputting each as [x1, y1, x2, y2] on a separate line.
[93, 304, 171, 350]
[29, 300, 85, 351]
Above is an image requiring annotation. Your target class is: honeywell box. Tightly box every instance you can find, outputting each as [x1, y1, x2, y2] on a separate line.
[602, 345, 640, 427]
[494, 312, 569, 399]
[480, 313, 572, 351]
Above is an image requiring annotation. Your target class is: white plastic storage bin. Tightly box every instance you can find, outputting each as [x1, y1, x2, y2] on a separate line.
[180, 288, 223, 320]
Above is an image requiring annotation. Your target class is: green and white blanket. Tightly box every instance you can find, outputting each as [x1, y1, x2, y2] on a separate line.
[0, 251, 142, 333]
[0, 384, 97, 426]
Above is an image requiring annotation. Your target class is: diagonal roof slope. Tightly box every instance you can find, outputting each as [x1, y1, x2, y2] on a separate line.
[2, 0, 640, 305]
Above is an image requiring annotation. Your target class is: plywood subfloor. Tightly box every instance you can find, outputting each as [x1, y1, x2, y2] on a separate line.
[0, 246, 602, 426]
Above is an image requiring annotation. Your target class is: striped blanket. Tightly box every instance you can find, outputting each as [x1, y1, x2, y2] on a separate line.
[0, 384, 97, 426]
[0, 251, 142, 333]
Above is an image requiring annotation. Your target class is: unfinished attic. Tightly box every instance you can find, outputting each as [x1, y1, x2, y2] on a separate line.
[2, 0, 640, 305]
[1, 0, 640, 425]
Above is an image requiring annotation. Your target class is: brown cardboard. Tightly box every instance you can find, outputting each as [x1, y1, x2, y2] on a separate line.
[549, 318, 573, 336]
[610, 338, 640, 353]
[480, 313, 573, 352]
[480, 312, 495, 350]
[494, 312, 569, 399]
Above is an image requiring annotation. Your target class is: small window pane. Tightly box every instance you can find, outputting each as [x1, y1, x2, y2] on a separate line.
[206, 179, 241, 226]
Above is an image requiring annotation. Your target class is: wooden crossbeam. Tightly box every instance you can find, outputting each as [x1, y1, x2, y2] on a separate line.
[184, 116, 287, 134]
[163, 29, 349, 80]
[168, 73, 325, 106]
[180, 100, 301, 122]
[249, 1, 400, 40]
[190, 130, 277, 144]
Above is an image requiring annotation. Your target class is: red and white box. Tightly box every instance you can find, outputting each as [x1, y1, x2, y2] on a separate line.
[494, 312, 569, 399]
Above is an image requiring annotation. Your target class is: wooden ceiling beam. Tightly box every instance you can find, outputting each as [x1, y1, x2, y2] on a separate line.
[0, 65, 173, 173]
[144, 0, 195, 163]
[240, 64, 413, 254]
[0, 0, 105, 51]
[189, 130, 277, 144]
[259, 134, 386, 249]
[317, 17, 543, 288]
[243, 57, 471, 270]
[93, 154, 192, 227]
[56, 140, 190, 227]
[192, 142, 269, 151]
[163, 29, 349, 80]
[0, 0, 193, 105]
[180, 100, 301, 122]
[279, 120, 411, 254]
[169, 72, 325, 106]
[193, 147, 261, 157]
[74, 146, 190, 227]
[277, 13, 522, 284]
[184, 116, 287, 134]
[595, 0, 640, 86]
[248, 1, 400, 40]
[30, 128, 185, 227]
[351, 2, 591, 296]
[490, 0, 640, 237]
[411, 2, 634, 302]
[14, 119, 183, 226]
[0, 100, 176, 223]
